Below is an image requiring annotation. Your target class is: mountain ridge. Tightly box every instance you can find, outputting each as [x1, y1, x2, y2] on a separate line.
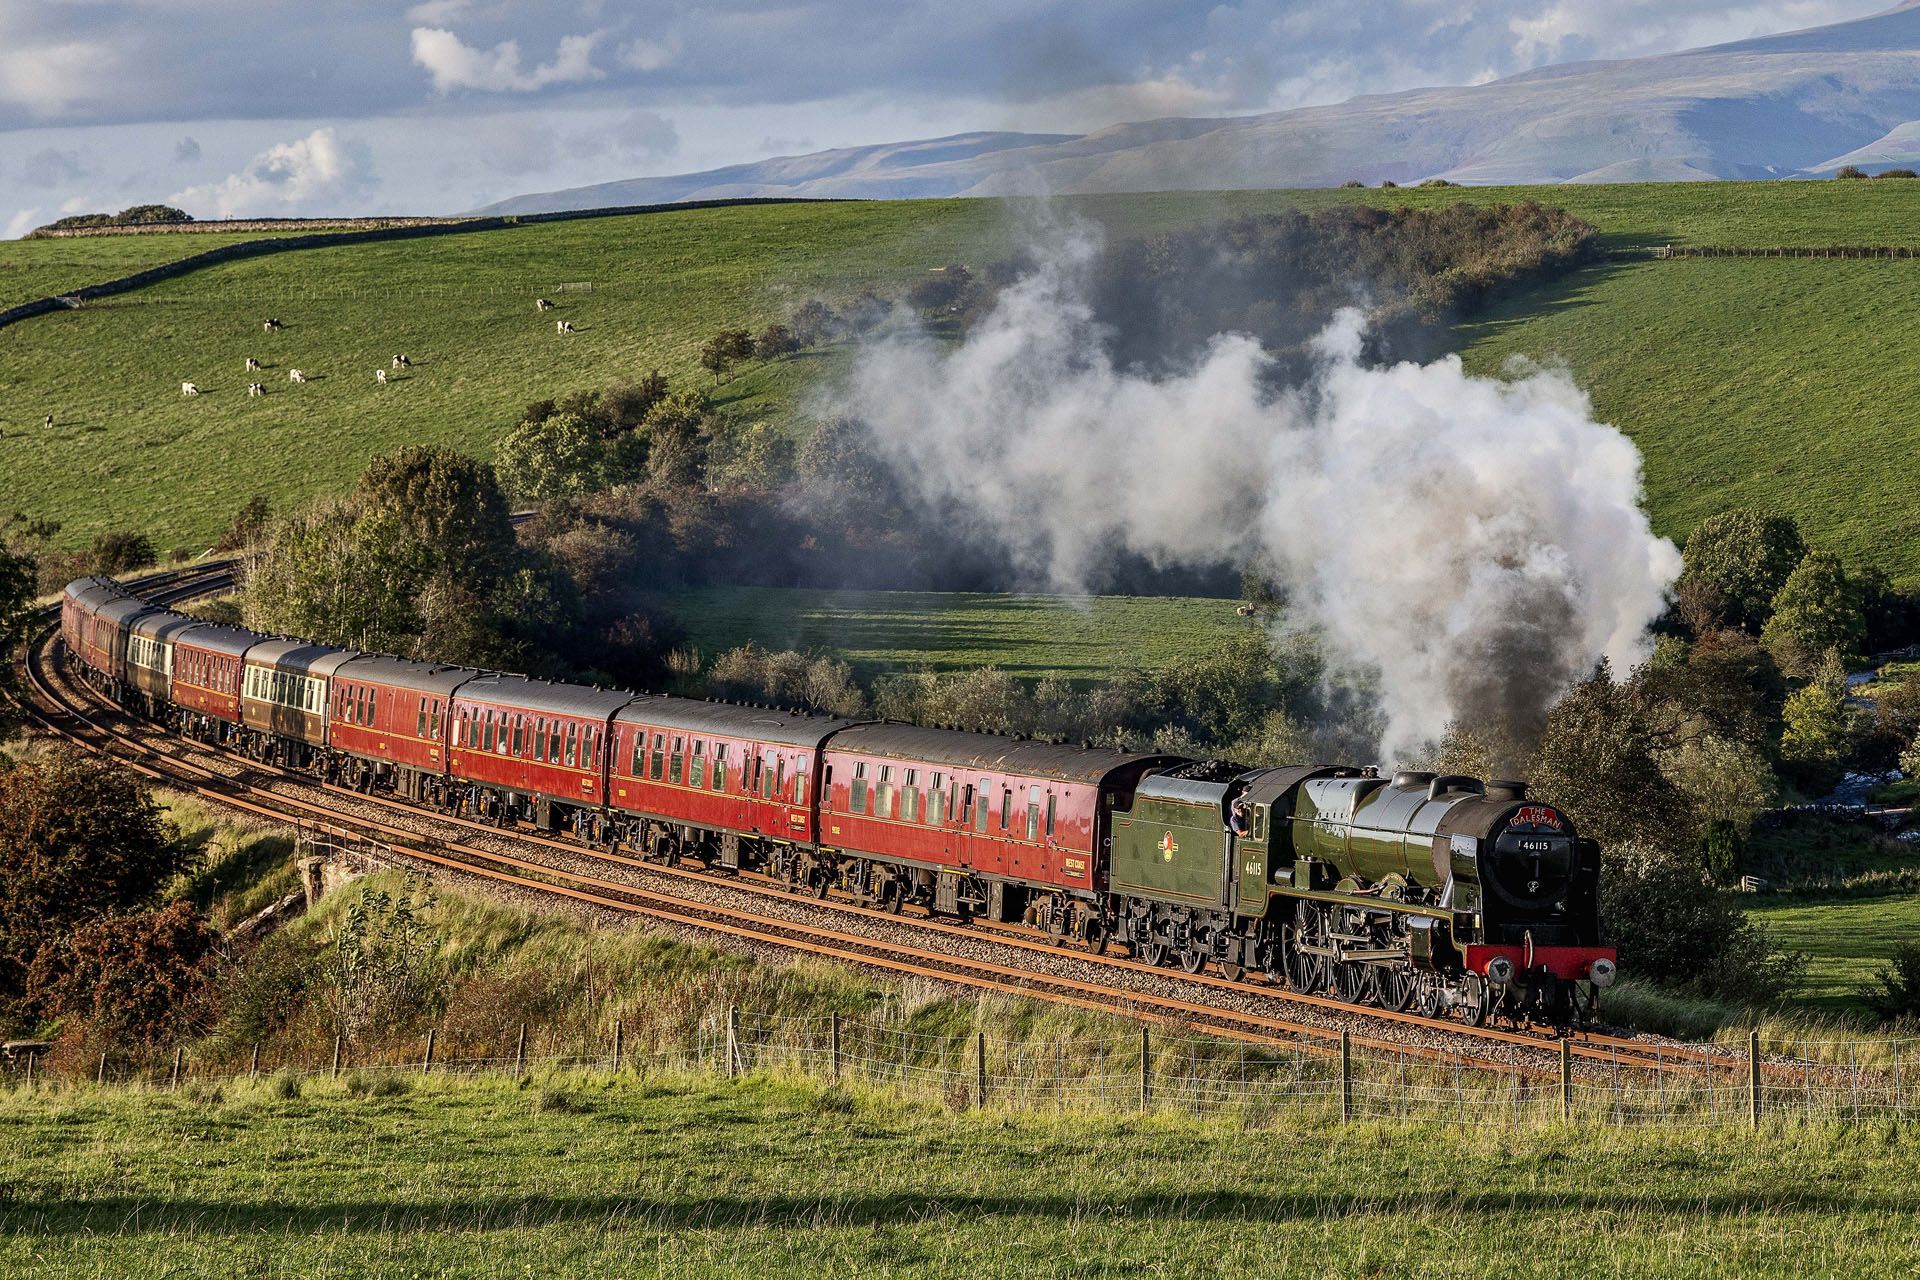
[478, 3, 1920, 213]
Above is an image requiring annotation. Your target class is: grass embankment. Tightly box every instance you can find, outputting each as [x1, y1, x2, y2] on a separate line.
[6, 1074, 1920, 1277]
[11, 181, 1920, 557]
[647, 587, 1258, 684]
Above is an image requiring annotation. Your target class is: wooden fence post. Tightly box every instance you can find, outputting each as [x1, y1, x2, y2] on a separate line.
[249, 1043, 260, 1081]
[170, 1047, 184, 1090]
[727, 1005, 741, 1080]
[1749, 1029, 1761, 1130]
[514, 1023, 527, 1078]
[975, 1032, 986, 1109]
[1340, 1031, 1353, 1123]
[422, 1029, 436, 1075]
[1560, 1039, 1572, 1121]
[97, 1052, 107, 1087]
[24, 1049, 34, 1088]
[331, 1035, 342, 1079]
[612, 1020, 624, 1074]
[830, 1012, 841, 1085]
[1138, 1026, 1151, 1111]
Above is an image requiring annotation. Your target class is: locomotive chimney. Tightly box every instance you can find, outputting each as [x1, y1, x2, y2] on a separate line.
[1486, 778, 1528, 801]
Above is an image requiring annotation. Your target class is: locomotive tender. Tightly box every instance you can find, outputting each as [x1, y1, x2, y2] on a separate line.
[61, 576, 1616, 1027]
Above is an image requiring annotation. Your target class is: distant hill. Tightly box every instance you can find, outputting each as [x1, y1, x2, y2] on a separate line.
[481, 2, 1920, 212]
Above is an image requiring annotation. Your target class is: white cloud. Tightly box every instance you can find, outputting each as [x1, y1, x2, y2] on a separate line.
[406, 0, 474, 23]
[614, 108, 679, 158]
[168, 127, 376, 218]
[0, 39, 115, 118]
[410, 27, 605, 94]
[620, 36, 680, 72]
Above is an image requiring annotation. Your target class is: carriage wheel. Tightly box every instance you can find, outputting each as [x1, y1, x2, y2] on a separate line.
[1140, 939, 1170, 968]
[1178, 946, 1208, 975]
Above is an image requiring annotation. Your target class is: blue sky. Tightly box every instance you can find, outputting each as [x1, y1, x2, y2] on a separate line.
[0, 0, 1893, 234]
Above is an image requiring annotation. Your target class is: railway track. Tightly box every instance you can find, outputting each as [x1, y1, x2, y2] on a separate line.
[12, 561, 1728, 1080]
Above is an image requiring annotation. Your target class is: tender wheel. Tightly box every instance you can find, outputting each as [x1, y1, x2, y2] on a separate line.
[1178, 947, 1207, 975]
[1219, 958, 1246, 983]
[1140, 940, 1170, 968]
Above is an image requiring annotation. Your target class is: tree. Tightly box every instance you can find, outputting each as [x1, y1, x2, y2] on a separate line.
[1863, 942, 1920, 1021]
[1675, 509, 1806, 633]
[843, 290, 890, 335]
[1760, 550, 1866, 677]
[1779, 651, 1853, 781]
[494, 411, 609, 501]
[0, 544, 34, 737]
[1528, 662, 1692, 855]
[698, 328, 754, 382]
[907, 264, 973, 314]
[1659, 733, 1776, 834]
[0, 750, 181, 1023]
[753, 323, 798, 361]
[789, 299, 837, 346]
[1834, 165, 1868, 180]
[353, 446, 515, 584]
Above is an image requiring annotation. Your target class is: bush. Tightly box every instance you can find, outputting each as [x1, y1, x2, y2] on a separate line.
[1835, 165, 1868, 180]
[29, 902, 222, 1046]
[1862, 942, 1920, 1021]
[789, 299, 838, 346]
[1340, 180, 1365, 188]
[1601, 844, 1803, 1004]
[86, 529, 155, 574]
[752, 323, 798, 361]
[1418, 177, 1456, 187]
[1874, 168, 1919, 179]
[213, 495, 272, 552]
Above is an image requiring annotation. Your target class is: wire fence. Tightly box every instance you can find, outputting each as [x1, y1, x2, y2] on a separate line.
[9, 1007, 1920, 1129]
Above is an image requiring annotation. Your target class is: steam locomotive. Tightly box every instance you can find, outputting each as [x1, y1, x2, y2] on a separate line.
[62, 575, 1616, 1027]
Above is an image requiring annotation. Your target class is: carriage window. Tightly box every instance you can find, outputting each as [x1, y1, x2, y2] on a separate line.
[1046, 793, 1057, 838]
[1027, 786, 1041, 841]
[776, 756, 787, 800]
[959, 784, 973, 825]
[851, 762, 869, 814]
[483, 712, 495, 752]
[630, 732, 644, 775]
[713, 743, 728, 791]
[902, 778, 918, 823]
[877, 765, 893, 817]
[566, 723, 578, 767]
[547, 722, 561, 762]
[977, 781, 992, 833]
[691, 741, 706, 788]
[650, 733, 665, 780]
[431, 700, 442, 738]
[1000, 788, 1012, 830]
[761, 755, 776, 799]
[418, 698, 428, 737]
[795, 773, 808, 806]
[584, 727, 597, 765]
[512, 718, 524, 756]
[669, 737, 683, 784]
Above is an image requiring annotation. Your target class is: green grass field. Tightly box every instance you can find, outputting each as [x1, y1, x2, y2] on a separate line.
[648, 587, 1257, 681]
[6, 1074, 1920, 1277]
[7, 181, 1920, 565]
[0, 229, 348, 309]
[1747, 892, 1920, 1013]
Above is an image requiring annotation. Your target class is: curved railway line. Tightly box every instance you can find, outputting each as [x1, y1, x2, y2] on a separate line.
[12, 560, 1744, 1082]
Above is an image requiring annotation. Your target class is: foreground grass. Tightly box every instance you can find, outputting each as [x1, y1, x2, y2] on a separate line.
[648, 586, 1259, 683]
[5, 1072, 1920, 1277]
[12, 181, 1920, 552]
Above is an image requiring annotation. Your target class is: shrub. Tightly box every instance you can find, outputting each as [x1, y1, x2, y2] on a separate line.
[1874, 168, 1919, 179]
[1601, 844, 1803, 1004]
[1418, 177, 1456, 187]
[698, 328, 754, 382]
[29, 902, 223, 1046]
[1340, 179, 1365, 188]
[1834, 165, 1868, 179]
[752, 323, 798, 361]
[789, 299, 838, 346]
[213, 495, 272, 552]
[1862, 942, 1920, 1021]
[86, 529, 155, 574]
[320, 879, 446, 1047]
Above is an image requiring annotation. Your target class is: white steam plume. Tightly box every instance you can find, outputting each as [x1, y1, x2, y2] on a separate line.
[830, 234, 1681, 760]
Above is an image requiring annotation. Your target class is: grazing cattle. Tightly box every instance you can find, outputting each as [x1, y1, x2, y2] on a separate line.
[375, 369, 388, 384]
[180, 381, 201, 396]
[1235, 603, 1256, 617]
[535, 298, 554, 311]
[44, 414, 53, 430]
[263, 318, 282, 332]
[247, 382, 265, 397]
[556, 319, 574, 334]
[245, 357, 262, 371]
[392, 354, 411, 368]
[288, 369, 306, 383]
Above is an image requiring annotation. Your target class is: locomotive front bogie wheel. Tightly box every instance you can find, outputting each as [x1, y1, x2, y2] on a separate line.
[1459, 977, 1492, 1028]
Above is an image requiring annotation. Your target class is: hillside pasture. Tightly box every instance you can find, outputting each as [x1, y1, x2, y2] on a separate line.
[647, 587, 1259, 683]
[7, 182, 1920, 559]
